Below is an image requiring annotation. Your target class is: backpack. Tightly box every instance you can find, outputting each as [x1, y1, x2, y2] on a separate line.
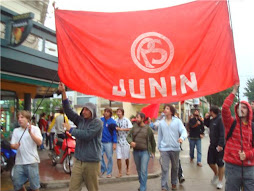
[226, 120, 254, 147]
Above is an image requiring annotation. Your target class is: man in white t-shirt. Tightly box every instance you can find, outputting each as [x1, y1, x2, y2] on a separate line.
[11, 110, 42, 191]
[115, 108, 133, 177]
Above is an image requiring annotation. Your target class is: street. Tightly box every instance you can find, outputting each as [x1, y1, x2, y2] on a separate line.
[1, 128, 224, 191]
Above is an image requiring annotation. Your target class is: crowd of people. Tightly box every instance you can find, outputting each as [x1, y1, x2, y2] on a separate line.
[10, 83, 254, 191]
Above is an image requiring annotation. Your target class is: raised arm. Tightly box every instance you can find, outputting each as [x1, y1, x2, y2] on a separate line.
[58, 82, 81, 126]
[222, 84, 238, 133]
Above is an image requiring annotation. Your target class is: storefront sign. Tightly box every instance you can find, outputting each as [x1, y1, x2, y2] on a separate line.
[9, 12, 34, 47]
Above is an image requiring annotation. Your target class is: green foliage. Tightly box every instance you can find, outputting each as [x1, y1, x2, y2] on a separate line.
[33, 98, 61, 115]
[205, 87, 238, 107]
[19, 100, 24, 110]
[243, 78, 254, 102]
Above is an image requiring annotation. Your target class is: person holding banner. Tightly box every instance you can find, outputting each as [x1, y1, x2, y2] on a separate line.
[59, 82, 103, 191]
[11, 111, 42, 191]
[158, 104, 187, 190]
[222, 84, 254, 191]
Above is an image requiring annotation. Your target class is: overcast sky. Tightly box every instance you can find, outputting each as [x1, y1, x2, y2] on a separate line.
[45, 0, 254, 101]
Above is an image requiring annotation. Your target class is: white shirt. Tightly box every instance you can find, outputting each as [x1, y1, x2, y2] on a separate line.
[11, 125, 42, 165]
[116, 117, 133, 146]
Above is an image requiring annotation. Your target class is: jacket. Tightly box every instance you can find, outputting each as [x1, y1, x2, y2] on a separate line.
[63, 99, 103, 162]
[126, 123, 156, 154]
[207, 114, 225, 148]
[158, 117, 187, 151]
[100, 117, 117, 143]
[188, 116, 204, 138]
[222, 93, 254, 166]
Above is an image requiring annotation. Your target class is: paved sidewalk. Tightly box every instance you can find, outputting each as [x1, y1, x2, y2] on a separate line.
[1, 131, 225, 191]
[1, 134, 161, 190]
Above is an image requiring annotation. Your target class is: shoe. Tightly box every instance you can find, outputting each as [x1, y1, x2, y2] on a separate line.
[197, 162, 202, 167]
[106, 174, 112, 178]
[161, 189, 167, 191]
[217, 181, 223, 189]
[172, 184, 177, 190]
[179, 176, 185, 184]
[190, 158, 193, 162]
[211, 175, 219, 185]
[126, 169, 130, 175]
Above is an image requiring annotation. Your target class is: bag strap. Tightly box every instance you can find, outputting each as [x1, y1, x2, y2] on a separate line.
[226, 119, 237, 142]
[226, 120, 254, 147]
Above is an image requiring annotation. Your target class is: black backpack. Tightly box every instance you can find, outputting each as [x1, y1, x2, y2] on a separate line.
[226, 120, 254, 147]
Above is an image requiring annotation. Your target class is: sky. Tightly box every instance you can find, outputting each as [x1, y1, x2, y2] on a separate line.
[45, 0, 254, 101]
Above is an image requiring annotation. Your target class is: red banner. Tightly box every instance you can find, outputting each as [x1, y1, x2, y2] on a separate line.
[141, 104, 160, 119]
[55, 1, 239, 104]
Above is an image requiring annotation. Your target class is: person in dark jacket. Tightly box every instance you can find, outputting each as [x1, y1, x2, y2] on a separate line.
[188, 109, 204, 167]
[204, 106, 225, 189]
[59, 82, 103, 191]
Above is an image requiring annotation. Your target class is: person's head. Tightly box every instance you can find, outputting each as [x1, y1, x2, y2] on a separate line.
[251, 101, 254, 110]
[104, 107, 112, 119]
[209, 105, 220, 118]
[236, 102, 249, 119]
[193, 109, 200, 117]
[80, 102, 97, 119]
[136, 112, 146, 126]
[163, 104, 175, 117]
[17, 110, 31, 128]
[116, 108, 124, 118]
[40, 112, 46, 118]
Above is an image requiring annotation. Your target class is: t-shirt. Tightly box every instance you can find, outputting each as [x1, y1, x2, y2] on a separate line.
[116, 117, 133, 146]
[11, 125, 42, 165]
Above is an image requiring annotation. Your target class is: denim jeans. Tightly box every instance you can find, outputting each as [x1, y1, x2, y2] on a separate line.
[133, 150, 150, 191]
[40, 133, 46, 149]
[225, 162, 254, 191]
[101, 142, 113, 175]
[189, 138, 202, 163]
[160, 151, 180, 190]
[12, 163, 40, 191]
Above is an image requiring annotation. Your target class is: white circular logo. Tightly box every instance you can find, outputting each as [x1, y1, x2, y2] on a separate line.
[131, 32, 174, 73]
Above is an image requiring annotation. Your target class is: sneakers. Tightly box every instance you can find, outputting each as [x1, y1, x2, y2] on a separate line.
[179, 176, 185, 184]
[217, 181, 223, 189]
[211, 175, 219, 185]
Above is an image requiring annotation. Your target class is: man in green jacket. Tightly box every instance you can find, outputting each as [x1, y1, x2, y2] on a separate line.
[126, 112, 156, 191]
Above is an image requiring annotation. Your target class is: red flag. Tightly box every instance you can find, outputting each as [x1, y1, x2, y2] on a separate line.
[141, 104, 160, 119]
[55, 1, 239, 104]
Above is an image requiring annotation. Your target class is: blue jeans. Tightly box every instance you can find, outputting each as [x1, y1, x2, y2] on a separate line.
[189, 138, 202, 163]
[133, 150, 150, 191]
[12, 163, 40, 191]
[40, 133, 46, 149]
[101, 142, 113, 175]
[225, 162, 254, 191]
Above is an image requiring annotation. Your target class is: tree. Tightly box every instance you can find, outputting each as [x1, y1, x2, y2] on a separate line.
[205, 87, 236, 107]
[33, 98, 62, 115]
[243, 78, 254, 102]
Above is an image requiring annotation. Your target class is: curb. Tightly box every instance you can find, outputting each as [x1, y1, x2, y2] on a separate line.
[40, 171, 161, 189]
